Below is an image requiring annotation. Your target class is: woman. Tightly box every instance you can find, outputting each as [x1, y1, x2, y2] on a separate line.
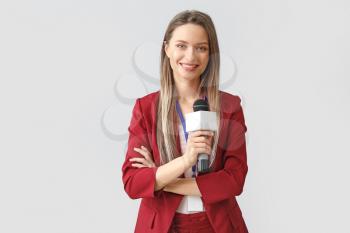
[122, 10, 249, 233]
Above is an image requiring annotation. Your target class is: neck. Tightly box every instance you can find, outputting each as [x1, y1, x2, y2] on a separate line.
[174, 78, 201, 103]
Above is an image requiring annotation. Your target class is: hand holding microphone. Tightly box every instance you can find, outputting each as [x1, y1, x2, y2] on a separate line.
[182, 130, 214, 169]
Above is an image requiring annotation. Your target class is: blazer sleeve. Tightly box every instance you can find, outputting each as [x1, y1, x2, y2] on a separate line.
[121, 98, 159, 199]
[195, 97, 248, 204]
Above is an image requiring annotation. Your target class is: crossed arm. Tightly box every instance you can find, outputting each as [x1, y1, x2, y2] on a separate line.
[131, 146, 201, 196]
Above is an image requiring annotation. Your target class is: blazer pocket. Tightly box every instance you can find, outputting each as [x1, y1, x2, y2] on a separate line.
[137, 202, 158, 231]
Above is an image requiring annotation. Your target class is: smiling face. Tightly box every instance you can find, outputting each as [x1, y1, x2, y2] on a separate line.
[164, 23, 210, 84]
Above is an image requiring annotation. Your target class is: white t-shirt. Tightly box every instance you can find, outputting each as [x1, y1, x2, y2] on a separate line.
[176, 123, 205, 214]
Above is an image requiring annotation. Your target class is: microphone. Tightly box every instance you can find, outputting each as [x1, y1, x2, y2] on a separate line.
[184, 98, 217, 174]
[193, 99, 211, 173]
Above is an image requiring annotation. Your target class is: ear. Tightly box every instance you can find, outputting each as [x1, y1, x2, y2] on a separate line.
[164, 41, 169, 58]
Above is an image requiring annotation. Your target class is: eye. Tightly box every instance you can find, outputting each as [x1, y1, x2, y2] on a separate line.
[176, 44, 186, 48]
[197, 46, 208, 52]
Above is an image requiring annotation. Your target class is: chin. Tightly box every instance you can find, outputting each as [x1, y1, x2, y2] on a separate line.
[179, 73, 199, 81]
[178, 69, 200, 78]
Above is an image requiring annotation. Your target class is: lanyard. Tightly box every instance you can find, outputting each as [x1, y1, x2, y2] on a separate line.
[175, 96, 207, 177]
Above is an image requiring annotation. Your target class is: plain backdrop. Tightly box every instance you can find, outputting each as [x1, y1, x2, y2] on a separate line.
[0, 1, 349, 232]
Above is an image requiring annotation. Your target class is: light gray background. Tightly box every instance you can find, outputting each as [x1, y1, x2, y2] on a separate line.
[0, 1, 349, 232]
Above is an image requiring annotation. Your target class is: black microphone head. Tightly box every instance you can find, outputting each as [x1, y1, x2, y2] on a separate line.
[193, 99, 209, 112]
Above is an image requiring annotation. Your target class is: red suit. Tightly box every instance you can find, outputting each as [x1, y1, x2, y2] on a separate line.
[122, 91, 249, 233]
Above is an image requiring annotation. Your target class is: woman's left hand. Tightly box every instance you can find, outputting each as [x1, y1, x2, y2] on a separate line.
[130, 145, 156, 168]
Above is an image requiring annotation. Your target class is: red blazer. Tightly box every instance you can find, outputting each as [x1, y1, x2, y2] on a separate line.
[122, 90, 249, 233]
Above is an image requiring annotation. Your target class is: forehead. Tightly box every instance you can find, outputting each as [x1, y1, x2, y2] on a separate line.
[170, 23, 208, 44]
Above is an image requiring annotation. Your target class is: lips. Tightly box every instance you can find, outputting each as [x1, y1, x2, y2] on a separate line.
[180, 63, 199, 71]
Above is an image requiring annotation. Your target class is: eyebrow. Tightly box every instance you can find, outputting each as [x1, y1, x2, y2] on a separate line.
[175, 40, 208, 45]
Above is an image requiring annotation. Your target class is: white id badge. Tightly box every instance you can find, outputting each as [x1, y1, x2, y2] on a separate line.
[187, 196, 204, 212]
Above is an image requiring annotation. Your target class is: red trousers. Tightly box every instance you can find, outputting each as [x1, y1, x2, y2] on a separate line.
[168, 212, 216, 233]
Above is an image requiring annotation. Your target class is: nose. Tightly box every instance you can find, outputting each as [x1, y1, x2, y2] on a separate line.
[185, 46, 196, 61]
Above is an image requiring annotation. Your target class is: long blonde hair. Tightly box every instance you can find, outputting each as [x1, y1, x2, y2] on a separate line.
[157, 10, 221, 166]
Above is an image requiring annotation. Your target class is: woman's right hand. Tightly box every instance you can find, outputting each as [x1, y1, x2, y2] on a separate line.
[182, 130, 214, 169]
